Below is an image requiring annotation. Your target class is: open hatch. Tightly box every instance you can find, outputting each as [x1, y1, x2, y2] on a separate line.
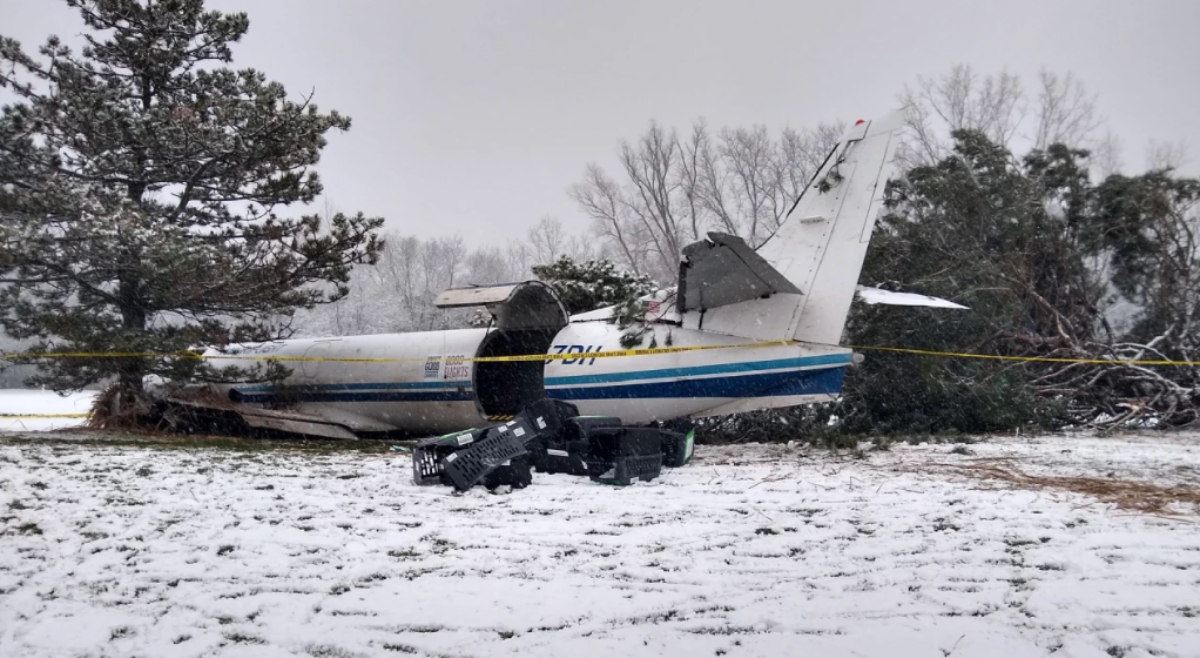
[435, 281, 568, 419]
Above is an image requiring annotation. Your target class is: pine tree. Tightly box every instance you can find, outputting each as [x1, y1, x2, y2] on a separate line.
[531, 256, 655, 315]
[840, 130, 1103, 433]
[0, 0, 383, 411]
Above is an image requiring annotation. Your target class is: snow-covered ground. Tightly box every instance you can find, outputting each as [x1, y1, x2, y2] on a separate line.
[0, 389, 96, 432]
[2, 432, 1199, 658]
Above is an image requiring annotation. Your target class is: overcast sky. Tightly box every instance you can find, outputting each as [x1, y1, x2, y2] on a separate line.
[3, 0, 1198, 243]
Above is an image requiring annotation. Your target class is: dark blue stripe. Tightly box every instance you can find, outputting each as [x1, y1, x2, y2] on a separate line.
[545, 353, 851, 386]
[547, 365, 846, 400]
[231, 354, 851, 394]
[233, 366, 845, 405]
[236, 390, 475, 404]
[234, 380, 472, 394]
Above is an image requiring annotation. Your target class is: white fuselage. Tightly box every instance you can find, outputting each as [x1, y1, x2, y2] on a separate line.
[193, 112, 909, 438]
[206, 321, 851, 435]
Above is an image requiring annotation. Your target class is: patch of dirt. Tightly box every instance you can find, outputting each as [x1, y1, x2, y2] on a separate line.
[934, 460, 1200, 516]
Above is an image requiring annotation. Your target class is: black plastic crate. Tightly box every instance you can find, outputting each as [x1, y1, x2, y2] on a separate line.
[588, 453, 663, 486]
[588, 426, 663, 460]
[660, 428, 695, 468]
[412, 428, 484, 485]
[481, 454, 534, 490]
[564, 416, 624, 441]
[586, 427, 664, 485]
[516, 398, 580, 438]
[442, 427, 530, 492]
[532, 416, 621, 475]
[534, 438, 590, 475]
[492, 417, 539, 448]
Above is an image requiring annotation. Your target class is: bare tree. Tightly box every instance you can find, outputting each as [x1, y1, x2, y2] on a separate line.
[773, 123, 844, 212]
[574, 118, 843, 281]
[1092, 130, 1125, 178]
[686, 123, 842, 247]
[899, 65, 1026, 166]
[898, 65, 1102, 168]
[571, 164, 651, 276]
[619, 122, 689, 278]
[297, 230, 554, 337]
[1146, 139, 1189, 171]
[526, 216, 592, 265]
[1033, 69, 1102, 150]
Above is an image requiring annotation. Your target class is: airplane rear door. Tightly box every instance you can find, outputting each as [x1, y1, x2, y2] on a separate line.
[437, 281, 569, 419]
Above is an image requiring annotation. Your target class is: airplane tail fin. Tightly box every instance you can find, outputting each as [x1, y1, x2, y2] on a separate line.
[677, 112, 906, 344]
[757, 111, 905, 345]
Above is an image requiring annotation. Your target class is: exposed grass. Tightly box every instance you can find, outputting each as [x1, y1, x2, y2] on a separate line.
[929, 460, 1200, 516]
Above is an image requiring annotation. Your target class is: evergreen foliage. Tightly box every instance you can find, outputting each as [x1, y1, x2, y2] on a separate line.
[837, 130, 1200, 433]
[531, 256, 655, 316]
[0, 0, 383, 409]
[701, 130, 1200, 440]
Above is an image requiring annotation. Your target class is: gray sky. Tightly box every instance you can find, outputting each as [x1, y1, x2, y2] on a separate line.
[3, 0, 1199, 243]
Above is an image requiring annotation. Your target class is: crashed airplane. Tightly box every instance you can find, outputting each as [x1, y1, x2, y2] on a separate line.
[153, 111, 964, 440]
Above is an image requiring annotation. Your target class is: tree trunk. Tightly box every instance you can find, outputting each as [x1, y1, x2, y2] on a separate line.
[117, 270, 147, 414]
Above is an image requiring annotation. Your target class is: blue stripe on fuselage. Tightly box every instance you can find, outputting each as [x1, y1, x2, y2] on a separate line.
[544, 353, 851, 387]
[235, 389, 475, 404]
[546, 364, 846, 400]
[233, 380, 471, 394]
[229, 354, 850, 405]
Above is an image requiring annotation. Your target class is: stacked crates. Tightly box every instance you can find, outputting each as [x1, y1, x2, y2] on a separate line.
[534, 416, 621, 476]
[410, 398, 696, 492]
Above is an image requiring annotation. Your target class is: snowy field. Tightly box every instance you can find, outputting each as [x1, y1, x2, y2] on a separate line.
[0, 389, 96, 432]
[2, 430, 1199, 658]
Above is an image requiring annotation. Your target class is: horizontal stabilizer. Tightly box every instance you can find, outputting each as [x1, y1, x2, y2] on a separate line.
[679, 233, 801, 312]
[855, 286, 968, 309]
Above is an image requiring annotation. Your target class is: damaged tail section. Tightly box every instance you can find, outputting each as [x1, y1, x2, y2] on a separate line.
[678, 112, 906, 344]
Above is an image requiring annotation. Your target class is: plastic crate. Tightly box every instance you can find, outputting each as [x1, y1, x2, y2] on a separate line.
[535, 439, 591, 475]
[481, 454, 534, 490]
[586, 427, 664, 485]
[587, 453, 663, 486]
[660, 428, 695, 468]
[532, 416, 622, 475]
[588, 426, 663, 460]
[516, 398, 580, 438]
[564, 416, 624, 441]
[442, 427, 530, 491]
[492, 417, 539, 448]
[411, 428, 483, 485]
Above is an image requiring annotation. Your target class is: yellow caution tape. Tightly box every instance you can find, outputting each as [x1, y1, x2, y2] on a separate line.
[0, 413, 91, 419]
[0, 341, 799, 364]
[849, 345, 1200, 367]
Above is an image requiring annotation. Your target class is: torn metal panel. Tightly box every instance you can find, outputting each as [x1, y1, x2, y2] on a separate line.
[163, 396, 369, 440]
[436, 281, 568, 331]
[435, 283, 523, 308]
[679, 232, 801, 312]
[238, 410, 360, 440]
